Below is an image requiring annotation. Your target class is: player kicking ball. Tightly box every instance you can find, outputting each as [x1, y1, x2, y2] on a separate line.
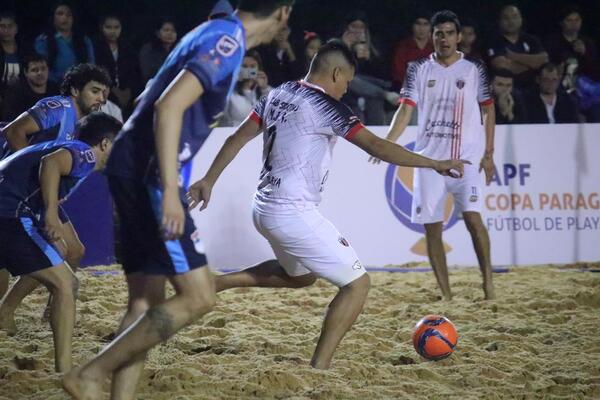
[188, 40, 468, 369]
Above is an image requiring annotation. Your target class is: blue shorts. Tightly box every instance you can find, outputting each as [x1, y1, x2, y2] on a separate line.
[108, 175, 207, 275]
[0, 217, 64, 276]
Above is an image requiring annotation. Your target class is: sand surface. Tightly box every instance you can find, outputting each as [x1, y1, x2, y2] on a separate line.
[1, 265, 599, 399]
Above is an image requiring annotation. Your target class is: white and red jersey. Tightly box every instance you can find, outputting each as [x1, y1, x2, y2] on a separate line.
[248, 80, 364, 214]
[399, 52, 493, 162]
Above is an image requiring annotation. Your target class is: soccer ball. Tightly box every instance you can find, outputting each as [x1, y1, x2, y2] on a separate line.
[412, 315, 458, 360]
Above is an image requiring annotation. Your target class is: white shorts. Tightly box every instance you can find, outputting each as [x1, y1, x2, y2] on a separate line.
[411, 163, 484, 224]
[252, 207, 366, 287]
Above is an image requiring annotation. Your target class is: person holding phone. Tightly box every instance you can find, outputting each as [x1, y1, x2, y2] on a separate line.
[222, 50, 272, 126]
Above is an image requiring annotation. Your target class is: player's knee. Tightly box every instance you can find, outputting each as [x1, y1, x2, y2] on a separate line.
[48, 273, 77, 299]
[128, 298, 153, 317]
[290, 273, 317, 288]
[67, 242, 85, 265]
[345, 273, 371, 296]
[183, 291, 216, 317]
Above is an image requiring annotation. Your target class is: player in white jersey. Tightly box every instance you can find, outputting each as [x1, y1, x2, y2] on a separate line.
[372, 10, 496, 300]
[188, 40, 467, 369]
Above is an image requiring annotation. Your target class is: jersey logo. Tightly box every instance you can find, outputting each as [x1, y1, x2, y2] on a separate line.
[456, 79, 465, 89]
[83, 150, 96, 163]
[215, 35, 239, 57]
[427, 80, 436, 88]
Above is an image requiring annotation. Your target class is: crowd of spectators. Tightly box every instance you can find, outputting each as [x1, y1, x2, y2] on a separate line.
[1, 2, 599, 126]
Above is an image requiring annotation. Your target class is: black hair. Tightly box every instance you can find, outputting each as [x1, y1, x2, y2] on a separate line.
[237, 0, 294, 18]
[538, 62, 559, 75]
[558, 5, 582, 22]
[45, 2, 92, 69]
[310, 39, 357, 73]
[60, 63, 112, 95]
[76, 112, 122, 146]
[99, 13, 122, 27]
[23, 53, 48, 70]
[412, 9, 432, 23]
[491, 68, 514, 79]
[430, 10, 461, 32]
[0, 11, 17, 23]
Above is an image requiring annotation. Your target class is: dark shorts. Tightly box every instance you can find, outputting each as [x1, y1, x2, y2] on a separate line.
[108, 175, 207, 275]
[0, 217, 64, 276]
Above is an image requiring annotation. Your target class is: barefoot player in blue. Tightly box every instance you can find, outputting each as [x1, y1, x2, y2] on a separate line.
[0, 112, 121, 372]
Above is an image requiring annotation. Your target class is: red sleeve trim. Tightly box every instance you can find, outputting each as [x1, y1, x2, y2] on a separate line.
[248, 111, 263, 126]
[345, 123, 365, 141]
[399, 98, 417, 107]
[479, 98, 494, 106]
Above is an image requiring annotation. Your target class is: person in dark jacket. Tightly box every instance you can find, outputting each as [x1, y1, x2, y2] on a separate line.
[525, 63, 579, 123]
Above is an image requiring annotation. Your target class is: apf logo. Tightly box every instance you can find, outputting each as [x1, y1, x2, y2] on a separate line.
[384, 142, 459, 255]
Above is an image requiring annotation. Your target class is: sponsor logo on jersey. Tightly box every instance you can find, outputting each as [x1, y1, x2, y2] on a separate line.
[215, 35, 239, 57]
[427, 79, 436, 88]
[83, 150, 96, 163]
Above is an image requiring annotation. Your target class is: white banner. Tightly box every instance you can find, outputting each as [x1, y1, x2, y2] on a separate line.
[190, 124, 600, 269]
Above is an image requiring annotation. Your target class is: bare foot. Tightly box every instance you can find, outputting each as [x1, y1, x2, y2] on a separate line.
[62, 367, 103, 400]
[483, 284, 496, 300]
[0, 312, 17, 336]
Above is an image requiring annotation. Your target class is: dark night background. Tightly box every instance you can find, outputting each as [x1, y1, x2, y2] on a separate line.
[3, 0, 599, 65]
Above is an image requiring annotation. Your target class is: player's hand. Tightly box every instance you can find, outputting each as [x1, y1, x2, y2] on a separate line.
[186, 179, 213, 211]
[161, 189, 185, 241]
[435, 159, 471, 178]
[479, 155, 495, 185]
[368, 155, 382, 164]
[44, 212, 64, 243]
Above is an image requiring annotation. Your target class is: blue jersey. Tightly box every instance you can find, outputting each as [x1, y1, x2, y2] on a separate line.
[1, 96, 78, 160]
[0, 140, 96, 219]
[105, 15, 246, 183]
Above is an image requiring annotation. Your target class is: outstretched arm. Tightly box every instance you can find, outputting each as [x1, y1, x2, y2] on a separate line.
[352, 127, 468, 177]
[39, 149, 73, 243]
[153, 70, 204, 240]
[187, 117, 262, 210]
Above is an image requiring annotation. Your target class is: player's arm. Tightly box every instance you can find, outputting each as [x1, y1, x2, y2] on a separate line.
[351, 127, 468, 176]
[369, 102, 413, 164]
[187, 117, 262, 210]
[2, 113, 42, 151]
[39, 149, 73, 243]
[153, 69, 204, 240]
[479, 103, 496, 185]
[505, 50, 549, 70]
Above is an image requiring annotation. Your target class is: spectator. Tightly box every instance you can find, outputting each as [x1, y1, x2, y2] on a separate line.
[34, 3, 95, 83]
[94, 14, 139, 116]
[525, 63, 579, 123]
[545, 6, 600, 82]
[458, 19, 483, 60]
[390, 12, 433, 90]
[295, 31, 322, 78]
[343, 39, 398, 125]
[486, 5, 548, 90]
[222, 51, 271, 127]
[257, 26, 300, 87]
[1, 12, 24, 105]
[138, 18, 177, 84]
[340, 11, 385, 78]
[1, 53, 59, 121]
[491, 68, 528, 124]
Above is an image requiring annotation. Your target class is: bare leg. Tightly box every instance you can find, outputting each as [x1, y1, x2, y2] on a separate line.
[311, 273, 370, 369]
[0, 275, 39, 335]
[110, 274, 166, 400]
[215, 259, 316, 292]
[424, 222, 452, 300]
[0, 269, 8, 300]
[43, 222, 85, 322]
[63, 267, 216, 400]
[463, 212, 495, 300]
[28, 263, 77, 372]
